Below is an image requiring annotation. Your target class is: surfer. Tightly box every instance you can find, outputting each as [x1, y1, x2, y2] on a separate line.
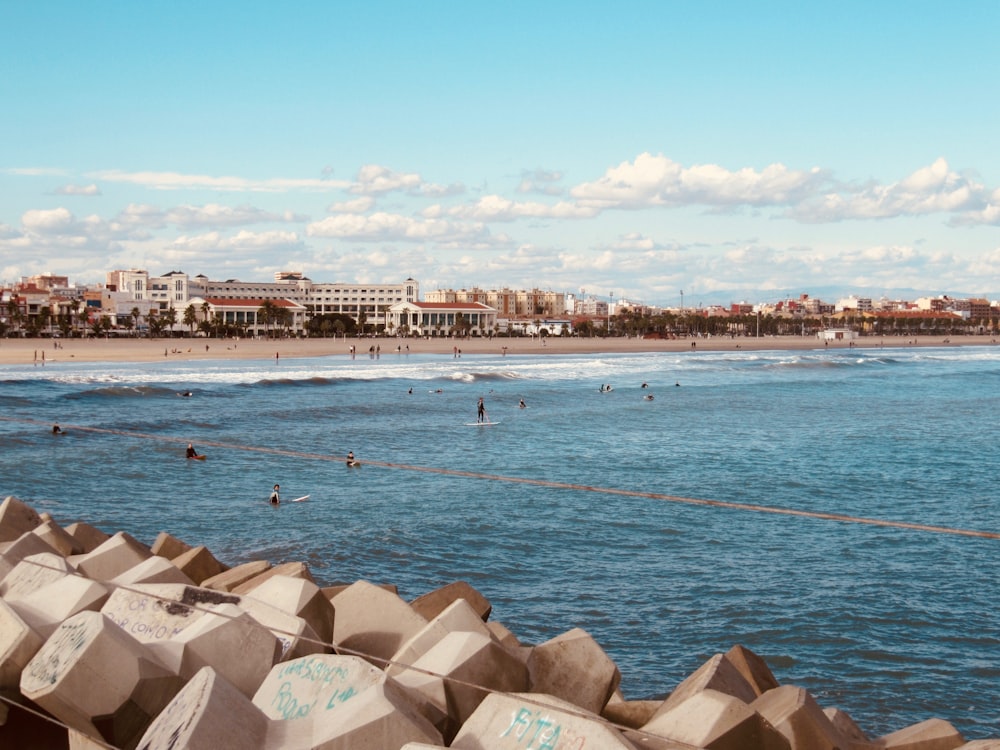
[519, 398, 526, 409]
[269, 484, 280, 505]
[52, 423, 63, 434]
[477, 397, 486, 423]
[346, 451, 359, 467]
[185, 443, 201, 459]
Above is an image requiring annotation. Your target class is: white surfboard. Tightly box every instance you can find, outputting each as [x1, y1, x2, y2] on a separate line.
[465, 421, 501, 426]
[290, 495, 310, 502]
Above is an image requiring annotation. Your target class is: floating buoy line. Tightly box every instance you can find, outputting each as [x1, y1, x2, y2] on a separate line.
[3, 416, 998, 541]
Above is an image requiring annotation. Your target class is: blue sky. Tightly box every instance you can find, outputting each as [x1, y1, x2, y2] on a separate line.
[3, 1, 999, 307]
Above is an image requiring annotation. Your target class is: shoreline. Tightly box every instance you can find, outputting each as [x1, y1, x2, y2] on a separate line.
[0, 333, 997, 366]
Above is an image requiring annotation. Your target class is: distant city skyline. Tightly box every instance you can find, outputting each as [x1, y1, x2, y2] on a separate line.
[2, 2, 999, 307]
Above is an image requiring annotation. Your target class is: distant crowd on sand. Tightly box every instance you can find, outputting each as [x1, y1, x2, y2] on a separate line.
[0, 494, 989, 749]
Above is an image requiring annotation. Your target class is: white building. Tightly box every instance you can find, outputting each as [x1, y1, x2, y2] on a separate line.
[105, 269, 419, 333]
[387, 301, 498, 337]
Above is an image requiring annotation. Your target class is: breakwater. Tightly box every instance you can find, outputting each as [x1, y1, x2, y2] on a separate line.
[1, 495, 994, 750]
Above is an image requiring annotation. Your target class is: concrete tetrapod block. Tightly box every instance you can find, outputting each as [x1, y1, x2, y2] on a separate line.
[170, 545, 229, 584]
[0, 497, 44, 543]
[110, 556, 196, 587]
[100, 583, 225, 644]
[0, 598, 45, 690]
[68, 531, 152, 582]
[330, 579, 429, 667]
[527, 626, 622, 716]
[0, 531, 59, 580]
[388, 598, 495, 678]
[410, 580, 493, 622]
[254, 654, 444, 749]
[451, 692, 637, 750]
[149, 531, 194, 560]
[824, 707, 874, 747]
[21, 610, 183, 750]
[8, 574, 110, 639]
[872, 717, 965, 750]
[602, 691, 662, 730]
[134, 666, 270, 750]
[649, 651, 759, 721]
[638, 688, 790, 750]
[201, 559, 272, 592]
[242, 574, 335, 645]
[751, 685, 851, 750]
[0, 551, 75, 600]
[31, 519, 84, 556]
[63, 522, 111, 554]
[237, 594, 329, 660]
[486, 619, 522, 649]
[146, 603, 283, 698]
[392, 630, 530, 742]
[232, 561, 315, 595]
[725, 644, 781, 697]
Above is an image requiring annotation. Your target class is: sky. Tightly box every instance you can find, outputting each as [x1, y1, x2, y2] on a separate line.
[2, 1, 999, 308]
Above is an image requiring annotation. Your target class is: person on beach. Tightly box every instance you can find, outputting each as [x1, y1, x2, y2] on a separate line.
[185, 443, 201, 459]
[269, 484, 280, 505]
[477, 397, 486, 423]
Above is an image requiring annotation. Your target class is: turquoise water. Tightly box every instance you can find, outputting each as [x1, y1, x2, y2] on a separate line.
[2, 345, 999, 739]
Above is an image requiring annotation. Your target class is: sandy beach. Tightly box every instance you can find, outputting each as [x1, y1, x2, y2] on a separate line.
[3, 333, 998, 366]
[1, 333, 997, 366]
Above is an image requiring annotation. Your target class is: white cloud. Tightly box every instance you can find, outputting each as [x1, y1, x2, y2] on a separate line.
[789, 158, 986, 222]
[307, 211, 507, 247]
[109, 202, 307, 231]
[53, 184, 101, 196]
[328, 196, 375, 214]
[2, 167, 69, 176]
[167, 230, 302, 253]
[442, 195, 598, 221]
[570, 152, 827, 210]
[22, 207, 78, 233]
[349, 165, 423, 195]
[88, 169, 350, 192]
[346, 164, 462, 198]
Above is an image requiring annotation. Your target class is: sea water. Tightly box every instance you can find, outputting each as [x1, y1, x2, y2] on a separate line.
[1, 344, 998, 739]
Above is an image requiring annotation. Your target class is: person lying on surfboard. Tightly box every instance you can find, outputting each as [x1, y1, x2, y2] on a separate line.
[185, 443, 202, 459]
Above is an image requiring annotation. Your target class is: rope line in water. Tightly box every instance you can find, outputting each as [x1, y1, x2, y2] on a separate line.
[4, 416, 998, 541]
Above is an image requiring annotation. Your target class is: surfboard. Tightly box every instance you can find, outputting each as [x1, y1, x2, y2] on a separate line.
[465, 421, 501, 426]
[347, 461, 360, 467]
[187, 455, 207, 461]
[290, 495, 310, 502]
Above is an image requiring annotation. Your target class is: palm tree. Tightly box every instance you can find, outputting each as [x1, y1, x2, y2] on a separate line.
[70, 298, 82, 338]
[131, 307, 142, 337]
[146, 309, 159, 338]
[183, 304, 198, 337]
[38, 306, 52, 338]
[162, 307, 178, 336]
[6, 298, 22, 336]
[257, 301, 277, 338]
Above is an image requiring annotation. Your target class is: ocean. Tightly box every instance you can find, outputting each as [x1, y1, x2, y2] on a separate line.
[1, 344, 998, 739]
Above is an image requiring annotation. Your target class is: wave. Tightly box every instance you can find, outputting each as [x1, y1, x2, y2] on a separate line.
[446, 371, 521, 383]
[64, 385, 179, 400]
